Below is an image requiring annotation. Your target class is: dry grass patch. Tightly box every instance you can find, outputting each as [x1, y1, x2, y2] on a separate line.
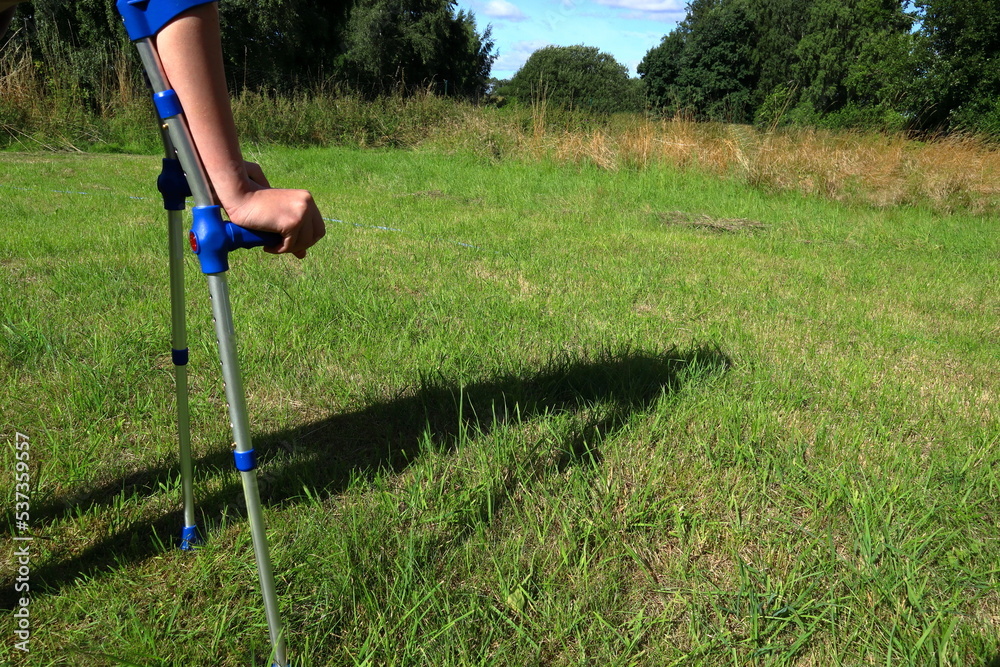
[658, 210, 768, 234]
[467, 112, 1000, 214]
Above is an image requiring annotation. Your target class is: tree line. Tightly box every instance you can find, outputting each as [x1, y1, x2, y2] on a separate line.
[637, 0, 1000, 135]
[493, 0, 999, 136]
[4, 0, 998, 137]
[1, 0, 496, 99]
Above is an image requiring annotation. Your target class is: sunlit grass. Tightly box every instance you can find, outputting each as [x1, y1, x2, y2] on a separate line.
[1, 146, 999, 665]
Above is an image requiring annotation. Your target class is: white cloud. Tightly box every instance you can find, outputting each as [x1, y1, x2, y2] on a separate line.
[621, 29, 667, 42]
[493, 39, 551, 77]
[594, 0, 683, 10]
[483, 0, 527, 21]
[593, 0, 686, 20]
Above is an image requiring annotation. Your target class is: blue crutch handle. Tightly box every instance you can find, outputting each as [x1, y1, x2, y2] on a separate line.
[190, 205, 282, 274]
[227, 223, 282, 250]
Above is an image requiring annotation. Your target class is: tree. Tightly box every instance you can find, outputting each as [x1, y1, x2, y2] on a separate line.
[218, 0, 349, 93]
[638, 0, 758, 122]
[640, 0, 919, 128]
[637, 29, 687, 110]
[5, 0, 495, 101]
[7, 0, 135, 106]
[498, 45, 643, 113]
[910, 0, 1000, 133]
[674, 0, 757, 121]
[743, 0, 812, 110]
[791, 0, 911, 123]
[838, 16, 918, 130]
[339, 0, 496, 97]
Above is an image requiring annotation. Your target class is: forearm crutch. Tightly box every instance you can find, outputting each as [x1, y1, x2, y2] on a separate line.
[117, 1, 289, 665]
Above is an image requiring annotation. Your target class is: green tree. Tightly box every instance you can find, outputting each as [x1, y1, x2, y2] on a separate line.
[339, 0, 495, 97]
[638, 0, 758, 122]
[675, 0, 757, 121]
[218, 0, 349, 93]
[7, 0, 134, 106]
[838, 19, 917, 130]
[499, 45, 643, 113]
[5, 0, 495, 101]
[910, 0, 1000, 133]
[791, 0, 912, 123]
[743, 0, 812, 112]
[640, 0, 919, 129]
[636, 29, 687, 110]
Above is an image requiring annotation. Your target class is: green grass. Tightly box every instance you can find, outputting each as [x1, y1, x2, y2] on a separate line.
[1, 146, 999, 666]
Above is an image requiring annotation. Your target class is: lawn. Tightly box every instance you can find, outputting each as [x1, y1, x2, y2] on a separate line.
[1, 145, 999, 665]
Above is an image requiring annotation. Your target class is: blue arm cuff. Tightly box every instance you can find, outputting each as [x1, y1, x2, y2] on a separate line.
[117, 0, 216, 41]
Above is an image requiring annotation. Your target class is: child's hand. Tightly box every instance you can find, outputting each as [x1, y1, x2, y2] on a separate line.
[223, 165, 326, 259]
[244, 160, 271, 188]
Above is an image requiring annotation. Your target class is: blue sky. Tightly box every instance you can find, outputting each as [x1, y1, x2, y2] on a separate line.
[455, 0, 688, 80]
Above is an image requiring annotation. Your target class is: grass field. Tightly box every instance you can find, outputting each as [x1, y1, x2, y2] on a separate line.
[2, 143, 1000, 665]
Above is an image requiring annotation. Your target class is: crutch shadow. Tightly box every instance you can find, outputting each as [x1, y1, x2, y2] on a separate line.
[0, 343, 731, 609]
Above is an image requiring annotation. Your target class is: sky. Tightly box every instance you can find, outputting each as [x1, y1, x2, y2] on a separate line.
[455, 0, 688, 80]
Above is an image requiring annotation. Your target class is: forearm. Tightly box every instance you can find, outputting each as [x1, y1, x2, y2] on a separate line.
[151, 2, 325, 258]
[155, 3, 249, 210]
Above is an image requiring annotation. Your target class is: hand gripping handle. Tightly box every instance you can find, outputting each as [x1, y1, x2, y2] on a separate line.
[190, 205, 282, 274]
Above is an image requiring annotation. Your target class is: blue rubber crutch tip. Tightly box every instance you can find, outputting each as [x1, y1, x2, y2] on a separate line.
[180, 525, 201, 550]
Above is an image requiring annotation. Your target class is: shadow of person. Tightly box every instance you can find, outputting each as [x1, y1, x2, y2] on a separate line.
[1, 343, 730, 609]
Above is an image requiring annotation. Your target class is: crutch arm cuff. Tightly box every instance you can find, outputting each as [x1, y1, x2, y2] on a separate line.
[117, 0, 216, 41]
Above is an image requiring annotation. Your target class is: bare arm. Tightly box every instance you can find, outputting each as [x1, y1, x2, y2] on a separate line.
[155, 4, 325, 258]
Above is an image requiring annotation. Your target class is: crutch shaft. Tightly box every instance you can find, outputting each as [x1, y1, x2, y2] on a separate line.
[208, 274, 287, 664]
[168, 209, 198, 539]
[136, 38, 213, 206]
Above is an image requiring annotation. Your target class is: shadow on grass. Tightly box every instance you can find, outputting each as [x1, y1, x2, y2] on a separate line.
[1, 344, 730, 609]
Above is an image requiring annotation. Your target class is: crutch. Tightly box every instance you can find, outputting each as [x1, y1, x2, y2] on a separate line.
[117, 1, 289, 664]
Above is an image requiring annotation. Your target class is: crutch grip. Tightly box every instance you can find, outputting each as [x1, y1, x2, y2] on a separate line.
[226, 223, 283, 251]
[190, 205, 282, 274]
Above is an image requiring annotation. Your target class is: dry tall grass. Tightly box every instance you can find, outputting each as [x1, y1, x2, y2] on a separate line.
[3, 47, 998, 214]
[432, 103, 1000, 214]
[0, 41, 147, 152]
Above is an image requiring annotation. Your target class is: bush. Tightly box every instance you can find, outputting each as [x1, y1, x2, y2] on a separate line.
[951, 95, 1000, 140]
[496, 45, 643, 115]
[817, 103, 908, 134]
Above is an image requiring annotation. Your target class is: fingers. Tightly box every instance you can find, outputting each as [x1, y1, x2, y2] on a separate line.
[226, 187, 325, 259]
[284, 193, 325, 257]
